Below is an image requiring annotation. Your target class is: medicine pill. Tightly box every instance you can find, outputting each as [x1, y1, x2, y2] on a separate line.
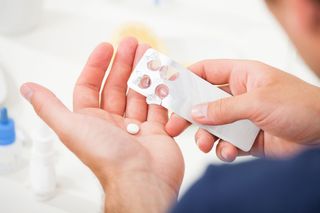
[147, 59, 161, 71]
[138, 75, 151, 89]
[155, 84, 169, 99]
[126, 123, 140, 135]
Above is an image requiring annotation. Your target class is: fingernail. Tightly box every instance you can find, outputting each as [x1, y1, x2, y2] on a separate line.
[20, 84, 34, 103]
[196, 138, 200, 146]
[221, 148, 230, 162]
[191, 104, 208, 119]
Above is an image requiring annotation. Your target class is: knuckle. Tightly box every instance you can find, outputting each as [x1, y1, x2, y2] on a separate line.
[208, 98, 226, 122]
[34, 99, 49, 118]
[249, 92, 266, 119]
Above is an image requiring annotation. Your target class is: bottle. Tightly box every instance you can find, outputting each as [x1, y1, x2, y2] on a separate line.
[0, 107, 20, 174]
[29, 123, 56, 201]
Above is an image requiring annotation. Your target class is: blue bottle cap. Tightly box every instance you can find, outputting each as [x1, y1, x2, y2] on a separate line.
[0, 108, 16, 145]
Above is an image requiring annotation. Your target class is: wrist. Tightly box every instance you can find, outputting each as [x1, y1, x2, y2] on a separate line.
[103, 171, 178, 213]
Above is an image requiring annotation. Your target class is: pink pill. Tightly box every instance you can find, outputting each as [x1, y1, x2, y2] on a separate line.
[168, 72, 179, 81]
[138, 75, 151, 89]
[159, 66, 168, 79]
[155, 84, 169, 99]
[159, 66, 179, 81]
[147, 59, 161, 71]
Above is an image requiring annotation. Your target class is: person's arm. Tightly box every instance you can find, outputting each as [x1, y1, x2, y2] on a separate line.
[172, 148, 320, 213]
[166, 60, 320, 162]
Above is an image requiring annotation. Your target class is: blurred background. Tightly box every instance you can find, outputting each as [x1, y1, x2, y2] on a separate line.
[0, 0, 319, 212]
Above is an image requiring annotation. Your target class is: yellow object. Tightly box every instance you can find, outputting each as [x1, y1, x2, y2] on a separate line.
[113, 23, 166, 52]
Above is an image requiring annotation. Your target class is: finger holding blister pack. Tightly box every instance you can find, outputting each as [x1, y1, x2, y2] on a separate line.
[128, 49, 260, 152]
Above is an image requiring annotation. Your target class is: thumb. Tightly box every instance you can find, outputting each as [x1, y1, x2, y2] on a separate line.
[20, 83, 73, 138]
[191, 94, 253, 125]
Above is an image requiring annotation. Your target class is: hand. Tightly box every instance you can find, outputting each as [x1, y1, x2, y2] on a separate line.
[20, 38, 184, 213]
[166, 60, 320, 162]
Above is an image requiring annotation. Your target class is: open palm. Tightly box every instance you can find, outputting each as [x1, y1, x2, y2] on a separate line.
[21, 38, 184, 199]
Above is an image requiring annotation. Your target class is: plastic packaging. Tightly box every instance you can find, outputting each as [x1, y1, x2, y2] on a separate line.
[128, 49, 260, 151]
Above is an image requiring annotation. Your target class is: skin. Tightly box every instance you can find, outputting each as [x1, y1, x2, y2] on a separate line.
[166, 0, 320, 162]
[166, 60, 320, 162]
[20, 0, 320, 212]
[21, 38, 184, 213]
[266, 0, 320, 77]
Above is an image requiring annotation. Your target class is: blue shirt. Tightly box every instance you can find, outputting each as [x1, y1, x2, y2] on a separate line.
[172, 148, 320, 213]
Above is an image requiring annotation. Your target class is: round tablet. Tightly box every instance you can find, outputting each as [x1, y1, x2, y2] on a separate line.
[126, 123, 140, 135]
[159, 66, 179, 81]
[138, 75, 151, 89]
[155, 84, 169, 99]
[147, 59, 161, 71]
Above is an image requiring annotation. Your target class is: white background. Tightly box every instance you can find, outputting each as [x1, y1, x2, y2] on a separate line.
[0, 0, 319, 212]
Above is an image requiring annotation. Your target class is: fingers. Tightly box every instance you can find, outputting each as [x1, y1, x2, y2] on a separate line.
[146, 50, 169, 124]
[189, 59, 258, 85]
[101, 37, 139, 115]
[125, 44, 150, 122]
[73, 43, 114, 111]
[195, 129, 217, 153]
[165, 60, 247, 136]
[133, 43, 150, 73]
[169, 60, 255, 137]
[193, 127, 241, 162]
[191, 93, 253, 125]
[147, 104, 169, 125]
[215, 132, 265, 162]
[165, 113, 190, 137]
[247, 131, 265, 157]
[20, 83, 73, 139]
[188, 59, 237, 85]
[164, 86, 232, 136]
[216, 140, 239, 162]
[189, 59, 268, 97]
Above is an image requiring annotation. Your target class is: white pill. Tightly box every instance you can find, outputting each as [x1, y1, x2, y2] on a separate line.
[126, 123, 140, 135]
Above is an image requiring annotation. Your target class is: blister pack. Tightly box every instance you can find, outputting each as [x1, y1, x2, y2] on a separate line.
[128, 49, 260, 151]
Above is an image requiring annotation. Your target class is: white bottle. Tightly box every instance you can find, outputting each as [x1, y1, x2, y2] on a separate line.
[29, 124, 56, 201]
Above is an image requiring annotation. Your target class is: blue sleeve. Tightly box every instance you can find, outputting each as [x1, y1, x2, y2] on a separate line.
[171, 148, 320, 213]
